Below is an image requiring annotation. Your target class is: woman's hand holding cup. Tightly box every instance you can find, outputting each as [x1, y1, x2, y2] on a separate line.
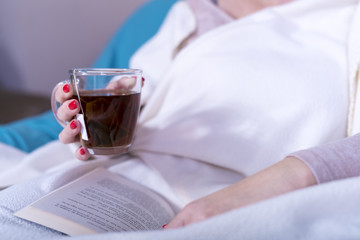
[51, 68, 143, 161]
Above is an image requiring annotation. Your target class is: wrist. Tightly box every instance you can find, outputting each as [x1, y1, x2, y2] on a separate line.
[281, 156, 317, 189]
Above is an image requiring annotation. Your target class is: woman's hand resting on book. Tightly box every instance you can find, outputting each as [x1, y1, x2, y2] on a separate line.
[164, 156, 317, 229]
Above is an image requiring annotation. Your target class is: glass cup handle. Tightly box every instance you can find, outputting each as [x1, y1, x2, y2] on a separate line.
[51, 80, 71, 128]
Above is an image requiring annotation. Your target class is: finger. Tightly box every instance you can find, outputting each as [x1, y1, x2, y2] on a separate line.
[106, 76, 136, 90]
[59, 119, 81, 144]
[55, 83, 74, 103]
[164, 200, 211, 230]
[57, 99, 80, 122]
[75, 147, 91, 161]
[163, 213, 186, 230]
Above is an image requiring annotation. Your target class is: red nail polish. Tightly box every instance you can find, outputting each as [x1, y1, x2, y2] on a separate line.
[63, 84, 70, 93]
[80, 148, 86, 155]
[68, 100, 77, 110]
[141, 77, 145, 87]
[162, 224, 167, 229]
[70, 120, 77, 129]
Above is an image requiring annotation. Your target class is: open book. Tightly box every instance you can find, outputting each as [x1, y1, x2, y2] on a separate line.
[14, 168, 177, 236]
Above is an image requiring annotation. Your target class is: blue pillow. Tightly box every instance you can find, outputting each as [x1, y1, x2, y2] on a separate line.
[0, 0, 178, 152]
[93, 0, 179, 69]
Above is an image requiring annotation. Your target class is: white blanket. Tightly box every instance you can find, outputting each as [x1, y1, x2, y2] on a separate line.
[1, 141, 360, 240]
[1, 0, 360, 239]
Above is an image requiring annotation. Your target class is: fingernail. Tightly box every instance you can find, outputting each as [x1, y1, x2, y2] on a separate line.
[80, 148, 86, 155]
[68, 100, 77, 110]
[142, 77, 145, 83]
[162, 224, 167, 229]
[63, 84, 70, 93]
[70, 120, 77, 129]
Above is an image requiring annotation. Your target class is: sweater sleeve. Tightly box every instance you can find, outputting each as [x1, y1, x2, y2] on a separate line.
[288, 133, 360, 184]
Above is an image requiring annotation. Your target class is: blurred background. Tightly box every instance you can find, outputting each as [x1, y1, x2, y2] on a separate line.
[0, 0, 147, 123]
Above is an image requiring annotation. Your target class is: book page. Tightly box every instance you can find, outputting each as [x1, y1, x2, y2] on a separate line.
[15, 168, 176, 235]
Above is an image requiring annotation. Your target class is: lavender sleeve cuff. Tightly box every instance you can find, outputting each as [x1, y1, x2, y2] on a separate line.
[288, 133, 360, 184]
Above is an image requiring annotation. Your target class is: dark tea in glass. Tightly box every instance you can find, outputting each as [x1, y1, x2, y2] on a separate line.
[76, 89, 141, 155]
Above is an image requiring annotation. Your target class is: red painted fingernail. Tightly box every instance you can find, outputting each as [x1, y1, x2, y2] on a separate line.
[68, 100, 77, 110]
[80, 148, 86, 155]
[162, 224, 167, 229]
[70, 120, 77, 129]
[63, 84, 70, 93]
[142, 77, 145, 83]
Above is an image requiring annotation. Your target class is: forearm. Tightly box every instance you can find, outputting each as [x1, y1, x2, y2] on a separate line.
[165, 156, 316, 229]
[219, 156, 317, 209]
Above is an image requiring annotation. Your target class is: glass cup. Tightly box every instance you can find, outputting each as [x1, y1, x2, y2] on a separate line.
[51, 68, 143, 155]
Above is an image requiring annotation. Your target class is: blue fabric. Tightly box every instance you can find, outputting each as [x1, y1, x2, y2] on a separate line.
[0, 111, 63, 153]
[0, 0, 178, 152]
[93, 0, 179, 69]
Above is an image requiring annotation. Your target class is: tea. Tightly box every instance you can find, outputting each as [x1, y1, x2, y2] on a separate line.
[76, 89, 140, 155]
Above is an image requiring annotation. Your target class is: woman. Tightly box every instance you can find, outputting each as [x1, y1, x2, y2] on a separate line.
[54, 0, 360, 229]
[0, 0, 359, 239]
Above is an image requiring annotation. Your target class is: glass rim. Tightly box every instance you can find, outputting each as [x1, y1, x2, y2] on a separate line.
[69, 68, 142, 76]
